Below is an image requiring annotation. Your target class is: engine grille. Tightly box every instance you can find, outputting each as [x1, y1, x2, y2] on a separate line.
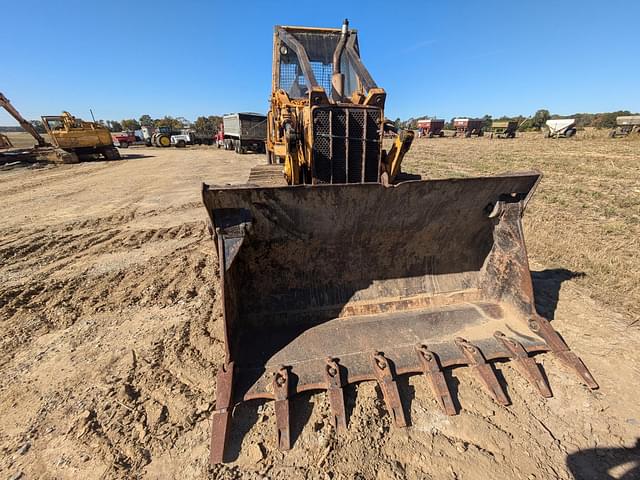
[311, 106, 382, 184]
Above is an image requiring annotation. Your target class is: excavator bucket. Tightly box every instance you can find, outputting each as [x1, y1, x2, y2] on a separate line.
[202, 172, 597, 463]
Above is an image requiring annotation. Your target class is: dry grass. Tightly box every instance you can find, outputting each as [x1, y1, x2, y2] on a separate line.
[401, 130, 640, 324]
[2, 131, 52, 148]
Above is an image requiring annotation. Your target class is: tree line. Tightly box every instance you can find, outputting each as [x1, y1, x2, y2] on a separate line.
[23, 114, 224, 134]
[395, 109, 638, 131]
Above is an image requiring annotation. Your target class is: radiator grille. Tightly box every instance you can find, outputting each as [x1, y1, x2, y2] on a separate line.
[311, 107, 382, 184]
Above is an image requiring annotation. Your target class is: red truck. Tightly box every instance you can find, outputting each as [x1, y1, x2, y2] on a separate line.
[111, 132, 137, 148]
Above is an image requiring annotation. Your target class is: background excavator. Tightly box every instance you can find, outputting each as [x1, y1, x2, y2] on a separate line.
[41, 111, 120, 160]
[202, 20, 597, 463]
[0, 91, 77, 163]
[0, 92, 120, 163]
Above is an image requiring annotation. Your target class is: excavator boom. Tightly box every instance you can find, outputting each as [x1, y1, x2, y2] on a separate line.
[0, 92, 48, 147]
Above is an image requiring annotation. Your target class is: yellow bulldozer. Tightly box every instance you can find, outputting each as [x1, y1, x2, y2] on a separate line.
[202, 21, 597, 464]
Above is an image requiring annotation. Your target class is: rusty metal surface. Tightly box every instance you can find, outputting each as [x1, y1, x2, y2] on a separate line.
[456, 337, 510, 406]
[494, 331, 552, 397]
[209, 362, 234, 464]
[416, 345, 456, 415]
[324, 358, 348, 431]
[202, 173, 598, 463]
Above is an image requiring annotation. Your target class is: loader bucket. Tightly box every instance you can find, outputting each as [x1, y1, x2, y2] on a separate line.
[202, 172, 597, 463]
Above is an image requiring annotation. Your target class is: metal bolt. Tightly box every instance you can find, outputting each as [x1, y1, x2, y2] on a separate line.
[276, 375, 286, 386]
[328, 367, 338, 376]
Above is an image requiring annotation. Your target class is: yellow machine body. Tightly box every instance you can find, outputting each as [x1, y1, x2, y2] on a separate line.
[42, 112, 120, 160]
[266, 22, 413, 185]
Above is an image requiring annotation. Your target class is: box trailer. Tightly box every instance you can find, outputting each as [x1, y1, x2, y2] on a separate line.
[223, 113, 267, 154]
[417, 119, 445, 138]
[452, 118, 484, 137]
[490, 120, 518, 139]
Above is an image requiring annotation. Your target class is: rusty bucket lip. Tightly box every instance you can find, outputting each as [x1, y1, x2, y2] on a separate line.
[202, 169, 543, 193]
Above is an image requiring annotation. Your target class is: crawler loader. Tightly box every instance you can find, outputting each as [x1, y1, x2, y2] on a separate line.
[254, 19, 414, 186]
[203, 20, 598, 464]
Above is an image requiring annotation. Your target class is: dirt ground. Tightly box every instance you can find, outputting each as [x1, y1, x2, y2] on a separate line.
[1, 135, 639, 480]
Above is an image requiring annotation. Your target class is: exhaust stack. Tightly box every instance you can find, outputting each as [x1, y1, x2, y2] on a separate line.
[331, 19, 349, 101]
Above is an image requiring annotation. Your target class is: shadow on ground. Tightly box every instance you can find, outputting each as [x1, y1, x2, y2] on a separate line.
[566, 439, 640, 479]
[532, 268, 585, 320]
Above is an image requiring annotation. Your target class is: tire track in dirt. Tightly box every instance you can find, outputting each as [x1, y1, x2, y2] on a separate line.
[0, 205, 216, 363]
[0, 200, 225, 476]
[0, 163, 113, 197]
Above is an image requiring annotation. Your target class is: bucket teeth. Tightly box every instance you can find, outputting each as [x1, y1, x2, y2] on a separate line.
[415, 345, 457, 415]
[209, 362, 235, 464]
[494, 331, 552, 398]
[324, 358, 348, 432]
[455, 338, 510, 406]
[554, 350, 599, 389]
[528, 317, 599, 390]
[371, 353, 407, 427]
[273, 366, 291, 451]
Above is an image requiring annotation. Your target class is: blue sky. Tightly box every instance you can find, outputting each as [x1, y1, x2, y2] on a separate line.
[2, 0, 638, 125]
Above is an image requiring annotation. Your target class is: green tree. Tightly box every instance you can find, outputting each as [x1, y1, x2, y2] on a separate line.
[139, 114, 154, 127]
[176, 117, 191, 128]
[592, 111, 631, 129]
[121, 119, 141, 131]
[29, 119, 46, 134]
[156, 116, 183, 130]
[194, 115, 223, 134]
[531, 109, 550, 130]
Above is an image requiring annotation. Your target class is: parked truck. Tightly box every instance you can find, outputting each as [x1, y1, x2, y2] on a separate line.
[452, 118, 484, 137]
[171, 130, 217, 147]
[417, 119, 445, 138]
[609, 115, 640, 138]
[112, 131, 139, 148]
[222, 112, 267, 154]
[545, 119, 576, 138]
